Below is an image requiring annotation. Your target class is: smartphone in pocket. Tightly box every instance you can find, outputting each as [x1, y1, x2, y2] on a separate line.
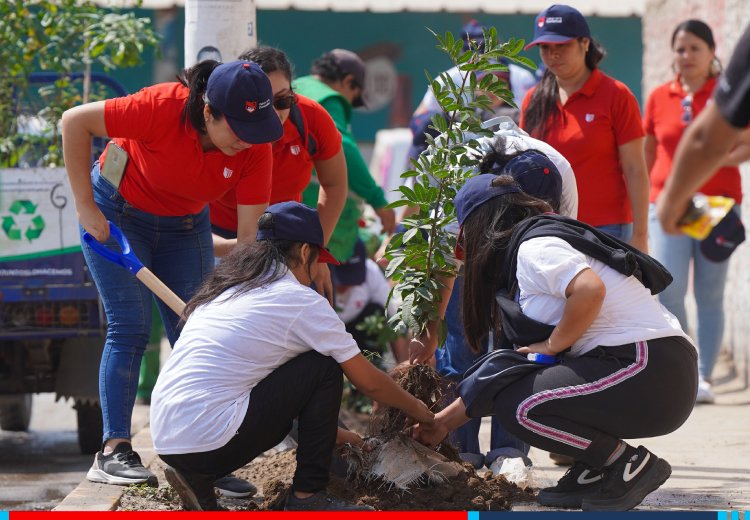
[100, 142, 128, 189]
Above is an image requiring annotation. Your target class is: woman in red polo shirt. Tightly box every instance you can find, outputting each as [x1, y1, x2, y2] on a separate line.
[520, 4, 650, 253]
[61, 60, 282, 486]
[644, 20, 750, 404]
[210, 47, 347, 299]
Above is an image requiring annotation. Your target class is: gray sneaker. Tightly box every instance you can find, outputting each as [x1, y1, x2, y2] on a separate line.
[214, 474, 257, 498]
[285, 491, 374, 511]
[86, 442, 156, 486]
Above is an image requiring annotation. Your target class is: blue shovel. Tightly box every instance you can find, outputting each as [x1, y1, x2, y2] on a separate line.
[83, 221, 186, 315]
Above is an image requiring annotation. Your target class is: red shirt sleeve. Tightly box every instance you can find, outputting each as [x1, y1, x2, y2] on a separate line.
[104, 86, 163, 142]
[234, 143, 273, 206]
[611, 80, 645, 146]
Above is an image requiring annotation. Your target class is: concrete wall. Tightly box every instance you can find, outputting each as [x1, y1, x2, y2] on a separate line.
[643, 0, 750, 385]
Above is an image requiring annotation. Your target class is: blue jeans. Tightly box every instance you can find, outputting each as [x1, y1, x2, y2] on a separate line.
[436, 276, 529, 466]
[595, 222, 633, 242]
[81, 165, 214, 443]
[648, 204, 732, 381]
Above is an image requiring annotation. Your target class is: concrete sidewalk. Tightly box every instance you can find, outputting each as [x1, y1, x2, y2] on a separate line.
[484, 356, 750, 511]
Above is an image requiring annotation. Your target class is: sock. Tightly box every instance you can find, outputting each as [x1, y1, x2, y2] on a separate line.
[604, 441, 627, 466]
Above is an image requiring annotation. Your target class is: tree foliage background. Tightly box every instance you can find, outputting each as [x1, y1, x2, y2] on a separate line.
[0, 0, 159, 167]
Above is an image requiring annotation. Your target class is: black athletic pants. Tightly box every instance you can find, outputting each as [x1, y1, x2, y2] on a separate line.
[160, 350, 343, 494]
[493, 336, 698, 469]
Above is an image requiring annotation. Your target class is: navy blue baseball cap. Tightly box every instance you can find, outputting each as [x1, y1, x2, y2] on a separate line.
[331, 239, 367, 286]
[491, 150, 562, 207]
[525, 4, 591, 50]
[256, 201, 340, 264]
[205, 60, 283, 144]
[700, 209, 745, 262]
[455, 174, 523, 226]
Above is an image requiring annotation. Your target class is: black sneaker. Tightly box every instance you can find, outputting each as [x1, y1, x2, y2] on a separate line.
[537, 460, 604, 508]
[86, 442, 156, 486]
[164, 465, 222, 511]
[582, 445, 672, 511]
[284, 491, 375, 511]
[214, 474, 257, 498]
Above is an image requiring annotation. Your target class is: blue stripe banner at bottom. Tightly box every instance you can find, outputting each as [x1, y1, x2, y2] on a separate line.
[0, 512, 7, 520]
[468, 512, 480, 520]
[717, 512, 743, 520]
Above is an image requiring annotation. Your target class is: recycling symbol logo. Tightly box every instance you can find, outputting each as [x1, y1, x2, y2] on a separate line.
[2, 200, 45, 242]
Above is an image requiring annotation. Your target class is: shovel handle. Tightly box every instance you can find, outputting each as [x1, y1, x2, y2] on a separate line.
[83, 221, 186, 316]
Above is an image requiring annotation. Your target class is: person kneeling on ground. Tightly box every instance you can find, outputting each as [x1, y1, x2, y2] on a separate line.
[412, 174, 697, 511]
[149, 201, 434, 511]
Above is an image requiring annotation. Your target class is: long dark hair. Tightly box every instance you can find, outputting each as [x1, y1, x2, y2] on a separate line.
[523, 37, 607, 140]
[671, 19, 721, 77]
[182, 213, 318, 320]
[478, 135, 560, 212]
[178, 59, 223, 134]
[461, 175, 552, 351]
[239, 46, 293, 82]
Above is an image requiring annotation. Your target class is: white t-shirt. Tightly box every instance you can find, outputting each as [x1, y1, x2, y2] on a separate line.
[516, 236, 691, 357]
[420, 64, 537, 110]
[150, 271, 361, 455]
[336, 259, 396, 323]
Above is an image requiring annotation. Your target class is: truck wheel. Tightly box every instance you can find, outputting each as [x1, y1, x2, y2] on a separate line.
[75, 400, 103, 455]
[0, 394, 33, 432]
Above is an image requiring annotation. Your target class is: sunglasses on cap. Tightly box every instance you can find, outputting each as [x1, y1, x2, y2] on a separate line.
[273, 93, 297, 110]
[454, 226, 466, 261]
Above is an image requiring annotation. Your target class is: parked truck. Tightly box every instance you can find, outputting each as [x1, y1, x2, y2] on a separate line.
[0, 167, 106, 453]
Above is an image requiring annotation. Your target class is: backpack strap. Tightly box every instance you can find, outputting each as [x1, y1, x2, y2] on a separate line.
[288, 103, 318, 156]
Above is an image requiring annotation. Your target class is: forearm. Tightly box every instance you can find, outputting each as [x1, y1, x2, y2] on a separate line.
[622, 165, 650, 239]
[212, 234, 237, 257]
[61, 105, 105, 210]
[436, 397, 471, 431]
[665, 105, 739, 207]
[316, 152, 348, 244]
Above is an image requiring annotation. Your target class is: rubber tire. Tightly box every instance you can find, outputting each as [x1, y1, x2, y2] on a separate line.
[0, 394, 32, 432]
[75, 400, 103, 455]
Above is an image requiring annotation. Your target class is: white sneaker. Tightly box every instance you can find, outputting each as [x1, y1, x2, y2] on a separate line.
[696, 379, 715, 404]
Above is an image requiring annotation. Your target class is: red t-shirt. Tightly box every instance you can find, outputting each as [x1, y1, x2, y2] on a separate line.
[102, 82, 273, 216]
[210, 94, 342, 231]
[520, 69, 645, 227]
[644, 76, 742, 203]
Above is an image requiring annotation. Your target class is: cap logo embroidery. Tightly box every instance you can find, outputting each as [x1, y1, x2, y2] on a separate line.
[245, 101, 257, 113]
[290, 145, 300, 156]
[585, 113, 595, 122]
[223, 167, 233, 179]
[546, 17, 563, 23]
[537, 16, 545, 27]
[259, 99, 271, 110]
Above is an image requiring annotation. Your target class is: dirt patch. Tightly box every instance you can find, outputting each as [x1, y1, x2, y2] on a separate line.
[120, 365, 536, 511]
[119, 444, 535, 511]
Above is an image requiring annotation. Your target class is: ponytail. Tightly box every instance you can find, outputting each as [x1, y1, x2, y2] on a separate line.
[178, 60, 222, 134]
